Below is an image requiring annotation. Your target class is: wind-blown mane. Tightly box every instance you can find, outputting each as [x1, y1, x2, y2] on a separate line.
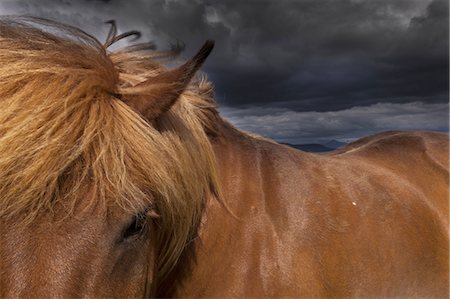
[0, 16, 220, 281]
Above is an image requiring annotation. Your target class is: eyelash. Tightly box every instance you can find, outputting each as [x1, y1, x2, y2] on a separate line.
[123, 212, 148, 241]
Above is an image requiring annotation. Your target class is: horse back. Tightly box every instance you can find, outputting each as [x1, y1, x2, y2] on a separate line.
[331, 130, 448, 219]
[292, 130, 449, 298]
[175, 130, 449, 298]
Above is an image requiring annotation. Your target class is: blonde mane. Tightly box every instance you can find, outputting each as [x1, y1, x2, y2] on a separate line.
[0, 16, 221, 280]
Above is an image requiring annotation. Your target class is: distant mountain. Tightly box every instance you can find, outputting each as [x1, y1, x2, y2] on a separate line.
[323, 140, 346, 149]
[282, 140, 347, 153]
[282, 143, 333, 152]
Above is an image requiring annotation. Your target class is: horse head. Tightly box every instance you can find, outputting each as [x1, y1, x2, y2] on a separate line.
[0, 17, 217, 298]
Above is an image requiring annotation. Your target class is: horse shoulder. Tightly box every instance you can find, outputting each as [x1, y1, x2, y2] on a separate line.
[247, 131, 449, 297]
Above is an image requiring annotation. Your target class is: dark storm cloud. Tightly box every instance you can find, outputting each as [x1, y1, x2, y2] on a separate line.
[0, 0, 447, 142]
[205, 0, 448, 112]
[1, 0, 446, 110]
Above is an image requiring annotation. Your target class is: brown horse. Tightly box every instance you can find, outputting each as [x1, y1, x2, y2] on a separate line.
[0, 17, 448, 298]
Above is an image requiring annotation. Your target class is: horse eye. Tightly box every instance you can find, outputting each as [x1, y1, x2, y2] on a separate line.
[122, 212, 147, 241]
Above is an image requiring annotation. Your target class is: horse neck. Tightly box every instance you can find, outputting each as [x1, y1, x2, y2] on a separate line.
[210, 119, 274, 191]
[155, 120, 269, 297]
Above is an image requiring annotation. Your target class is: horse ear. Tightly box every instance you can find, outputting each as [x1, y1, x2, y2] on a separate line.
[123, 41, 214, 120]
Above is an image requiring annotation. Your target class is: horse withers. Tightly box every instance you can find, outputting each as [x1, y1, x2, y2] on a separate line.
[0, 17, 448, 298]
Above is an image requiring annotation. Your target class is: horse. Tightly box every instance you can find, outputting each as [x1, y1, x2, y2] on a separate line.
[0, 17, 448, 298]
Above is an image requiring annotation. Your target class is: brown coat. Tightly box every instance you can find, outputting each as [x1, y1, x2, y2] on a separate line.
[170, 125, 449, 298]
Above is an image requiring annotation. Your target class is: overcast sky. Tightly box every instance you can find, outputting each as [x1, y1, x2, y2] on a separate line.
[1, 0, 448, 143]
